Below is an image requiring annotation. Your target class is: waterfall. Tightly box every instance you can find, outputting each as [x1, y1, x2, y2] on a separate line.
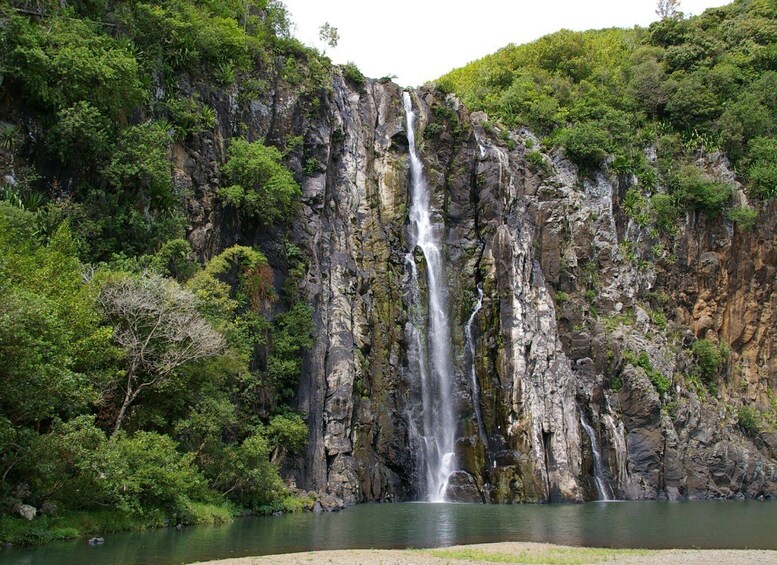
[465, 285, 487, 447]
[403, 91, 456, 502]
[579, 412, 613, 501]
[602, 413, 629, 493]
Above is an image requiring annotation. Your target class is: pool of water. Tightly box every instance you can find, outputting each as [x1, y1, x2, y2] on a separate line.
[2, 500, 776, 564]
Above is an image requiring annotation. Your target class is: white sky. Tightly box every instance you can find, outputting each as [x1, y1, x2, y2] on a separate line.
[282, 0, 732, 87]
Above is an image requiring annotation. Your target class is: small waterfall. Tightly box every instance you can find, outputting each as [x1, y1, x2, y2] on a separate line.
[579, 412, 613, 501]
[465, 285, 487, 447]
[403, 91, 456, 502]
[603, 413, 629, 493]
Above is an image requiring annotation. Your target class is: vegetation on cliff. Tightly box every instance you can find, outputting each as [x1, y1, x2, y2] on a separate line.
[0, 0, 322, 544]
[439, 0, 776, 218]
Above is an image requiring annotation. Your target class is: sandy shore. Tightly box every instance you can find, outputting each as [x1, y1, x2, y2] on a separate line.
[192, 541, 777, 564]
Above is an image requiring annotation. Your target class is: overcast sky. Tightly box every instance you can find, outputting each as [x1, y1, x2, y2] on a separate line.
[282, 0, 731, 86]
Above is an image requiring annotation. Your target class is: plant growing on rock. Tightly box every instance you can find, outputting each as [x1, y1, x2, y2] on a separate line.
[691, 338, 729, 384]
[219, 139, 300, 224]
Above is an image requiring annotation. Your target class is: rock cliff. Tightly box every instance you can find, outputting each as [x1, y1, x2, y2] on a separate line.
[171, 68, 777, 503]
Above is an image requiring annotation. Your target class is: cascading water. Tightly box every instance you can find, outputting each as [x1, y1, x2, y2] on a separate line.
[579, 412, 613, 501]
[403, 91, 456, 502]
[465, 285, 487, 447]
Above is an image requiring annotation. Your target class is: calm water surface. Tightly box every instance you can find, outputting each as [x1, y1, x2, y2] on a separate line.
[2, 500, 776, 565]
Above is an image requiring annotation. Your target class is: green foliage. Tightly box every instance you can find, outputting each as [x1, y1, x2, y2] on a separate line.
[650, 193, 680, 234]
[669, 165, 733, 214]
[691, 338, 729, 383]
[623, 350, 671, 395]
[48, 102, 113, 168]
[220, 139, 300, 224]
[96, 431, 206, 516]
[268, 303, 315, 400]
[0, 0, 318, 540]
[341, 62, 365, 87]
[0, 206, 117, 428]
[554, 123, 610, 173]
[438, 1, 777, 202]
[204, 429, 284, 510]
[104, 123, 174, 209]
[726, 206, 759, 230]
[165, 94, 217, 140]
[737, 405, 763, 435]
[747, 137, 777, 199]
[266, 412, 308, 453]
[5, 15, 145, 117]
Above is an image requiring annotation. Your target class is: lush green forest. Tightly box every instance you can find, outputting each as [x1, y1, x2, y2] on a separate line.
[439, 0, 777, 222]
[0, 0, 323, 544]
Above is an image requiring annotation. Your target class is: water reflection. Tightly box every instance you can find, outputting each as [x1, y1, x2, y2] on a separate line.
[2, 500, 776, 565]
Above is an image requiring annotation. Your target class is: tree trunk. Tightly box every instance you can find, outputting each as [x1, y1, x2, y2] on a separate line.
[112, 391, 134, 436]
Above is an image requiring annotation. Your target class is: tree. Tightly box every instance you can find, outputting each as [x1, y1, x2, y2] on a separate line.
[656, 0, 681, 20]
[219, 139, 300, 224]
[318, 22, 339, 52]
[98, 274, 226, 434]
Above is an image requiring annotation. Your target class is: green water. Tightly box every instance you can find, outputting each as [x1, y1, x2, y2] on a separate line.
[2, 501, 776, 564]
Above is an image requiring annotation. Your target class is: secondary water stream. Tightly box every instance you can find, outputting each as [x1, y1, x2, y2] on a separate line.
[3, 501, 776, 565]
[579, 413, 613, 501]
[403, 91, 456, 502]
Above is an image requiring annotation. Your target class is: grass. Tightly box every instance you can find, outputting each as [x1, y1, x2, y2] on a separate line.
[424, 546, 655, 564]
[0, 509, 170, 545]
[0, 503, 241, 546]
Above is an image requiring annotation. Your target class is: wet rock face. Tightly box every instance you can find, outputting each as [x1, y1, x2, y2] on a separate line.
[177, 69, 777, 504]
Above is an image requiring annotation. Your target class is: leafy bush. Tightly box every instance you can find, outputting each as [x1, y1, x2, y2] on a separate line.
[691, 338, 729, 383]
[747, 137, 777, 199]
[266, 412, 308, 454]
[268, 303, 315, 400]
[341, 62, 365, 88]
[727, 206, 759, 230]
[555, 123, 610, 173]
[220, 139, 300, 224]
[670, 165, 733, 214]
[48, 101, 113, 167]
[737, 406, 762, 435]
[165, 94, 217, 140]
[205, 430, 284, 510]
[96, 432, 207, 516]
[104, 123, 174, 208]
[5, 16, 144, 117]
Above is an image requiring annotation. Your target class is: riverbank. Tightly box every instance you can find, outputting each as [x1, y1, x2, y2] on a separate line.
[193, 542, 777, 564]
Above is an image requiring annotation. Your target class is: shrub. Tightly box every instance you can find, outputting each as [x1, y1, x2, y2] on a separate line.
[267, 303, 315, 400]
[6, 16, 144, 117]
[165, 94, 216, 140]
[670, 164, 733, 214]
[726, 206, 758, 230]
[341, 62, 365, 88]
[555, 123, 610, 173]
[266, 412, 308, 454]
[747, 137, 777, 199]
[48, 101, 113, 167]
[650, 193, 680, 234]
[220, 139, 300, 224]
[96, 432, 207, 516]
[691, 338, 729, 383]
[737, 406, 762, 435]
[103, 123, 174, 209]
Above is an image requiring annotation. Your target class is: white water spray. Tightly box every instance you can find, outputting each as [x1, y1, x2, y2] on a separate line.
[580, 412, 613, 501]
[465, 285, 487, 446]
[403, 91, 456, 502]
